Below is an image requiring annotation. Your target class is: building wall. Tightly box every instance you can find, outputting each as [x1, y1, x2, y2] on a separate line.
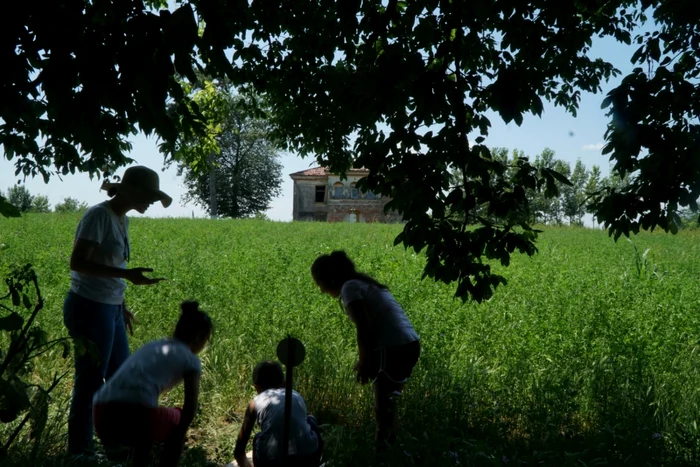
[325, 199, 397, 223]
[292, 173, 401, 223]
[292, 178, 329, 221]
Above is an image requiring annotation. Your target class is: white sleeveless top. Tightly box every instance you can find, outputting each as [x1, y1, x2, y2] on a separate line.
[253, 388, 319, 460]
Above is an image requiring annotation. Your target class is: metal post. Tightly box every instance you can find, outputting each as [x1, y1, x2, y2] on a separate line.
[282, 336, 294, 460]
[276, 336, 305, 463]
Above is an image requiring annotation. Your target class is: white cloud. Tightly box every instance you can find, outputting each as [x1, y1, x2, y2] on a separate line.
[582, 142, 605, 151]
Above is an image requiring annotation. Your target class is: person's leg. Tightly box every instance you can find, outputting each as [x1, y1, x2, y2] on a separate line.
[131, 443, 152, 467]
[106, 304, 130, 379]
[93, 402, 137, 462]
[63, 293, 120, 454]
[372, 341, 421, 451]
[373, 375, 403, 451]
[252, 434, 276, 467]
[148, 407, 183, 442]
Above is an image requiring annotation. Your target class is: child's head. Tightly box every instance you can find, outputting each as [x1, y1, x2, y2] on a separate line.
[311, 250, 387, 296]
[311, 250, 357, 297]
[173, 301, 213, 354]
[252, 360, 285, 393]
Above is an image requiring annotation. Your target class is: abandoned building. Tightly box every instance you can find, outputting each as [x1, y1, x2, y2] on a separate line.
[289, 167, 400, 222]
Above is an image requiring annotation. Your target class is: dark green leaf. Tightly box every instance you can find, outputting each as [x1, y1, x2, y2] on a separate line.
[0, 313, 24, 332]
[11, 290, 20, 307]
[0, 197, 21, 218]
[543, 168, 573, 186]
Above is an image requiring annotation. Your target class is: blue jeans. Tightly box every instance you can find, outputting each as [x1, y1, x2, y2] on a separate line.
[63, 292, 130, 454]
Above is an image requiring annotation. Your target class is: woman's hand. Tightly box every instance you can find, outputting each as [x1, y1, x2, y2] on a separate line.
[125, 267, 166, 285]
[122, 306, 135, 336]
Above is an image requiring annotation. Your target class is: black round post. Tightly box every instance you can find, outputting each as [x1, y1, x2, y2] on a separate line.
[276, 336, 306, 463]
[282, 336, 294, 460]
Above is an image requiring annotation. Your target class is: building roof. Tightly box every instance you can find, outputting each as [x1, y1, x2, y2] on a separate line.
[290, 167, 331, 177]
[289, 166, 370, 178]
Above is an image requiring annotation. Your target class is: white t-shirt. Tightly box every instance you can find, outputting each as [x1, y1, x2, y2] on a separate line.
[93, 339, 202, 408]
[69, 201, 129, 305]
[253, 388, 319, 460]
[341, 279, 420, 349]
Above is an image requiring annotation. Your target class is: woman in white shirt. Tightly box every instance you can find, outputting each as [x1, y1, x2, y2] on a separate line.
[92, 301, 212, 467]
[311, 251, 420, 451]
[63, 165, 171, 455]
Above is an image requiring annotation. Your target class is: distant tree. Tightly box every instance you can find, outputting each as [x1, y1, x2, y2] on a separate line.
[562, 159, 589, 226]
[601, 170, 633, 191]
[30, 195, 51, 213]
[448, 147, 531, 225]
[585, 165, 602, 198]
[585, 165, 603, 227]
[6, 185, 34, 213]
[54, 197, 88, 214]
[175, 87, 283, 219]
[529, 149, 561, 224]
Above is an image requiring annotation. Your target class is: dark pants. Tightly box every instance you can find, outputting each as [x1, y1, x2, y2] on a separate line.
[63, 292, 130, 454]
[369, 340, 421, 449]
[253, 415, 324, 467]
[94, 402, 183, 467]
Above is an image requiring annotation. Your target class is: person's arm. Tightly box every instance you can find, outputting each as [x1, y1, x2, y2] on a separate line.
[159, 371, 200, 467]
[70, 238, 164, 285]
[346, 299, 375, 384]
[234, 400, 257, 467]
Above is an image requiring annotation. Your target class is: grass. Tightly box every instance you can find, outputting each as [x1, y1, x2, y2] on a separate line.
[2, 214, 700, 466]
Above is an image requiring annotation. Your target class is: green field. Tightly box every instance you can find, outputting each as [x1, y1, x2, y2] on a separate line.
[3, 214, 700, 466]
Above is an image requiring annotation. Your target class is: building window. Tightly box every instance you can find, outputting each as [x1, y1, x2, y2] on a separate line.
[315, 185, 326, 203]
[333, 182, 345, 198]
[350, 182, 359, 199]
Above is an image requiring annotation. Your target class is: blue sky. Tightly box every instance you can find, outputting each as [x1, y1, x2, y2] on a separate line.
[0, 31, 648, 221]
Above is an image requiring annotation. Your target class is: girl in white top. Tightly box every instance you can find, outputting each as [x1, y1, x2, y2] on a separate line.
[311, 251, 420, 451]
[92, 301, 212, 467]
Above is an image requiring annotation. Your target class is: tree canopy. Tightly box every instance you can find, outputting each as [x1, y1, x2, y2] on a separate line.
[2, 0, 698, 301]
[175, 89, 284, 218]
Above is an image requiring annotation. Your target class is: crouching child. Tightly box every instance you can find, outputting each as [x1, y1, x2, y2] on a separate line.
[234, 361, 322, 467]
[92, 301, 212, 467]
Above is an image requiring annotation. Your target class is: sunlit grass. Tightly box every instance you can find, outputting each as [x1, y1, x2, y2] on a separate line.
[2, 215, 700, 466]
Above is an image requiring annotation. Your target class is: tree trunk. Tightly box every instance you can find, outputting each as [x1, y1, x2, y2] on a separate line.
[209, 153, 218, 218]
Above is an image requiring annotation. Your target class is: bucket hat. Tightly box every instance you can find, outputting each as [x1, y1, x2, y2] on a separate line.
[100, 166, 172, 208]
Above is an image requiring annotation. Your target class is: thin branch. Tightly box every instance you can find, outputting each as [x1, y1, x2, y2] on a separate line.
[26, 337, 72, 361]
[2, 412, 31, 455]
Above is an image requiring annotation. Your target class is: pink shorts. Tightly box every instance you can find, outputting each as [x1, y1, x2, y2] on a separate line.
[94, 402, 182, 446]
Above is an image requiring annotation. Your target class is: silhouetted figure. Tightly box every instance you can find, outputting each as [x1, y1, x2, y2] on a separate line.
[92, 301, 212, 467]
[234, 361, 323, 467]
[312, 251, 420, 451]
[63, 165, 171, 455]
